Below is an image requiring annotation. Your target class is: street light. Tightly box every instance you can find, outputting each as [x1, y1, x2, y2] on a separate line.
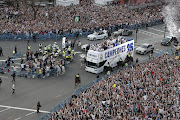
[164, 25, 167, 38]
[135, 28, 138, 43]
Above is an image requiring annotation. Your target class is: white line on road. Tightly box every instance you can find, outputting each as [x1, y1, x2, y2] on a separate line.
[153, 51, 159, 53]
[0, 108, 10, 113]
[0, 105, 50, 113]
[26, 111, 36, 116]
[74, 52, 82, 55]
[139, 29, 159, 36]
[0, 76, 8, 79]
[149, 27, 168, 33]
[14, 117, 21, 120]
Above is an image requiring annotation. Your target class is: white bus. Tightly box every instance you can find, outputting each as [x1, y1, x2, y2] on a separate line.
[85, 37, 134, 74]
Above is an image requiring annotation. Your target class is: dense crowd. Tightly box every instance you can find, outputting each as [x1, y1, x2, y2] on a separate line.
[0, 1, 163, 35]
[50, 53, 179, 120]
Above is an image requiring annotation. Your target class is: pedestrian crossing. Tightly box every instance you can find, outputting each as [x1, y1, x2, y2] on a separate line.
[138, 29, 160, 37]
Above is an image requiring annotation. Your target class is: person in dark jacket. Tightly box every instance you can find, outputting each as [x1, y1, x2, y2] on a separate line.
[0, 46, 3, 56]
[11, 73, 16, 82]
[37, 101, 41, 113]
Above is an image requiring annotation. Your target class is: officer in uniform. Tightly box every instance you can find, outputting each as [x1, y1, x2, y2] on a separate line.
[27, 45, 31, 50]
[13, 50, 15, 55]
[39, 44, 42, 50]
[106, 62, 110, 72]
[44, 46, 47, 52]
[118, 57, 123, 68]
[67, 46, 71, 54]
[75, 73, 80, 86]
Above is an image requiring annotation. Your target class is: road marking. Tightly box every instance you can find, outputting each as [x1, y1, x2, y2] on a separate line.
[149, 27, 168, 33]
[56, 95, 62, 98]
[0, 108, 10, 113]
[0, 105, 50, 113]
[26, 111, 36, 116]
[32, 105, 36, 109]
[153, 51, 158, 53]
[139, 29, 159, 36]
[74, 52, 82, 55]
[0, 76, 9, 79]
[8, 116, 13, 119]
[14, 117, 21, 120]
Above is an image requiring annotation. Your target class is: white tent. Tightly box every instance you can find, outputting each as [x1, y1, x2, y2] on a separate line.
[94, 0, 114, 5]
[56, 0, 79, 6]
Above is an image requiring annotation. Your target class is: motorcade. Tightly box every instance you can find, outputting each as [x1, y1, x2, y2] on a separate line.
[87, 30, 108, 40]
[161, 36, 179, 46]
[136, 43, 154, 55]
[113, 29, 133, 37]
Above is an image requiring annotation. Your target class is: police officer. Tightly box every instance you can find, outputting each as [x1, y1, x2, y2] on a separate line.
[15, 45, 17, 54]
[39, 44, 42, 50]
[118, 57, 123, 68]
[37, 101, 41, 113]
[107, 71, 110, 76]
[13, 50, 15, 55]
[44, 46, 47, 52]
[67, 46, 71, 54]
[27, 45, 31, 50]
[106, 62, 110, 72]
[75, 73, 80, 86]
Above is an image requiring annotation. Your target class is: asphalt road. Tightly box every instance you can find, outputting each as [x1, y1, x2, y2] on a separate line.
[0, 24, 175, 120]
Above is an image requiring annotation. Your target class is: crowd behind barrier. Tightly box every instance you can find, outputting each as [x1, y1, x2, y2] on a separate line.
[39, 47, 176, 120]
[0, 19, 163, 41]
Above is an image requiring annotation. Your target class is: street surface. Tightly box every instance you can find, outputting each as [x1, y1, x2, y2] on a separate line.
[0, 24, 174, 120]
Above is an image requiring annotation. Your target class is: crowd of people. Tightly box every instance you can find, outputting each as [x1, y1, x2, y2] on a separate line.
[50, 53, 179, 120]
[89, 35, 129, 52]
[0, 39, 77, 78]
[0, 1, 163, 35]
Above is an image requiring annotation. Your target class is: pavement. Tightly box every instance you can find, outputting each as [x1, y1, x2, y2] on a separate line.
[0, 24, 175, 120]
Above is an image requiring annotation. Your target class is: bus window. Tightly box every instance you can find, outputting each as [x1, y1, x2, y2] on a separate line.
[98, 60, 107, 67]
[86, 61, 98, 69]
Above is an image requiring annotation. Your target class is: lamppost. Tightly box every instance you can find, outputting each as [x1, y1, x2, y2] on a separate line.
[164, 25, 167, 38]
[135, 28, 138, 43]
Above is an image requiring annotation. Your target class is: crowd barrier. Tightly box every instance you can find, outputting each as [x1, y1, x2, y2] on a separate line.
[0, 19, 163, 41]
[39, 47, 174, 120]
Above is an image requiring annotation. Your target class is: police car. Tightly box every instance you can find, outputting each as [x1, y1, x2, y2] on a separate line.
[113, 29, 133, 37]
[87, 30, 108, 40]
[81, 44, 90, 52]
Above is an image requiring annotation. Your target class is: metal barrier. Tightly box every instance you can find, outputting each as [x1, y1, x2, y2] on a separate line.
[0, 19, 163, 41]
[39, 47, 174, 120]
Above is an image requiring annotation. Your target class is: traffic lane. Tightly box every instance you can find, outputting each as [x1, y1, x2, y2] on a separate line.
[0, 50, 97, 120]
[0, 108, 31, 120]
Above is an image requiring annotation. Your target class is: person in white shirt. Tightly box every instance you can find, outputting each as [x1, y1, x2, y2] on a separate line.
[12, 84, 15, 94]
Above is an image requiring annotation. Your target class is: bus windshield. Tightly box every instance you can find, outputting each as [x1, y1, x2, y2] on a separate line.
[86, 60, 107, 69]
[86, 61, 98, 69]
